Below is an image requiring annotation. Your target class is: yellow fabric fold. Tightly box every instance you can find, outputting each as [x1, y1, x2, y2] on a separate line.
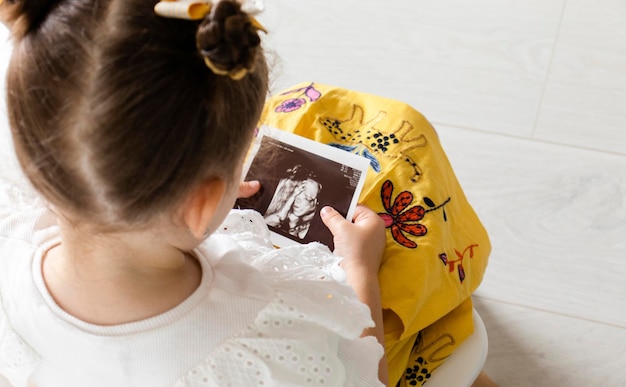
[260, 82, 491, 386]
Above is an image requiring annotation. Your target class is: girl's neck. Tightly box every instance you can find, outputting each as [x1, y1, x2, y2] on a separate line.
[42, 219, 202, 326]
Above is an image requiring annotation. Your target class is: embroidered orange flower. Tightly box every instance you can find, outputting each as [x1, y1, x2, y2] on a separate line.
[378, 180, 427, 248]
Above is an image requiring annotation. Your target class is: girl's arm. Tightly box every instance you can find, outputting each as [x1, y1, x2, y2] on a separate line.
[320, 205, 388, 385]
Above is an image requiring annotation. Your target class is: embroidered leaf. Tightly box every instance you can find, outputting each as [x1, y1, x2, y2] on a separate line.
[443, 208, 447, 222]
[305, 86, 321, 101]
[438, 253, 448, 265]
[458, 264, 466, 282]
[423, 197, 436, 207]
[361, 149, 381, 172]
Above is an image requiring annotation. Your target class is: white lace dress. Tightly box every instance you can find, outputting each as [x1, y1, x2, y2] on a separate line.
[0, 177, 383, 386]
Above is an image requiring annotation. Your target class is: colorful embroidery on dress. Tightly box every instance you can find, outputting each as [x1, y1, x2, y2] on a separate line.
[274, 83, 321, 113]
[378, 180, 450, 249]
[319, 105, 426, 182]
[439, 244, 479, 283]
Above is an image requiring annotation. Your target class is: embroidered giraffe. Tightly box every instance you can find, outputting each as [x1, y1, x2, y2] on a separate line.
[319, 104, 427, 182]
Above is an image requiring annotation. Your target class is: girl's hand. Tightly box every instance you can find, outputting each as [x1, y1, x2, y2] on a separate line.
[320, 205, 386, 277]
[237, 180, 261, 198]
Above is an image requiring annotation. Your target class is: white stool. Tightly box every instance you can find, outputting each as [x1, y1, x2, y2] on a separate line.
[424, 308, 489, 387]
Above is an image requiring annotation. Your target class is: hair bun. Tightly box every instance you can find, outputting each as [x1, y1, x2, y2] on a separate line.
[1, 0, 63, 39]
[196, 0, 264, 80]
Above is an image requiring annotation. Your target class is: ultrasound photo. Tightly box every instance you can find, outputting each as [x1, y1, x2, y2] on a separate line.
[235, 126, 369, 249]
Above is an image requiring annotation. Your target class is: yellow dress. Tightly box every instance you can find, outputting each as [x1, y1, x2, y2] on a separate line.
[260, 82, 491, 386]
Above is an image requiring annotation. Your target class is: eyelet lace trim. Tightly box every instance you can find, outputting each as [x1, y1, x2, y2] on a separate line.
[174, 210, 382, 386]
[176, 280, 379, 386]
[216, 210, 346, 282]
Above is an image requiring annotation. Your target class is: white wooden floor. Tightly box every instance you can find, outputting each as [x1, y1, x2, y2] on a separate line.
[2, 0, 625, 385]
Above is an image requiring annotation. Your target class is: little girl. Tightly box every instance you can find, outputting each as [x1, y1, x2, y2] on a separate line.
[0, 0, 387, 386]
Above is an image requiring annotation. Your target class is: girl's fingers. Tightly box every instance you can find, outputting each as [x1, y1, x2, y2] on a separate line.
[237, 180, 261, 198]
[320, 206, 348, 235]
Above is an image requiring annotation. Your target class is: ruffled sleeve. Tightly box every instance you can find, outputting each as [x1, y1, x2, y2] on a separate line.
[178, 210, 385, 386]
[175, 279, 384, 387]
[214, 210, 346, 283]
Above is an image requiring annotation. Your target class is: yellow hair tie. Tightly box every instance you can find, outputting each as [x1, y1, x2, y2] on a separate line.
[154, 0, 211, 20]
[154, 0, 267, 80]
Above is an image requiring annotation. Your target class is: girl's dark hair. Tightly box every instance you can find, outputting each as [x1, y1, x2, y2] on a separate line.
[1, 0, 269, 225]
